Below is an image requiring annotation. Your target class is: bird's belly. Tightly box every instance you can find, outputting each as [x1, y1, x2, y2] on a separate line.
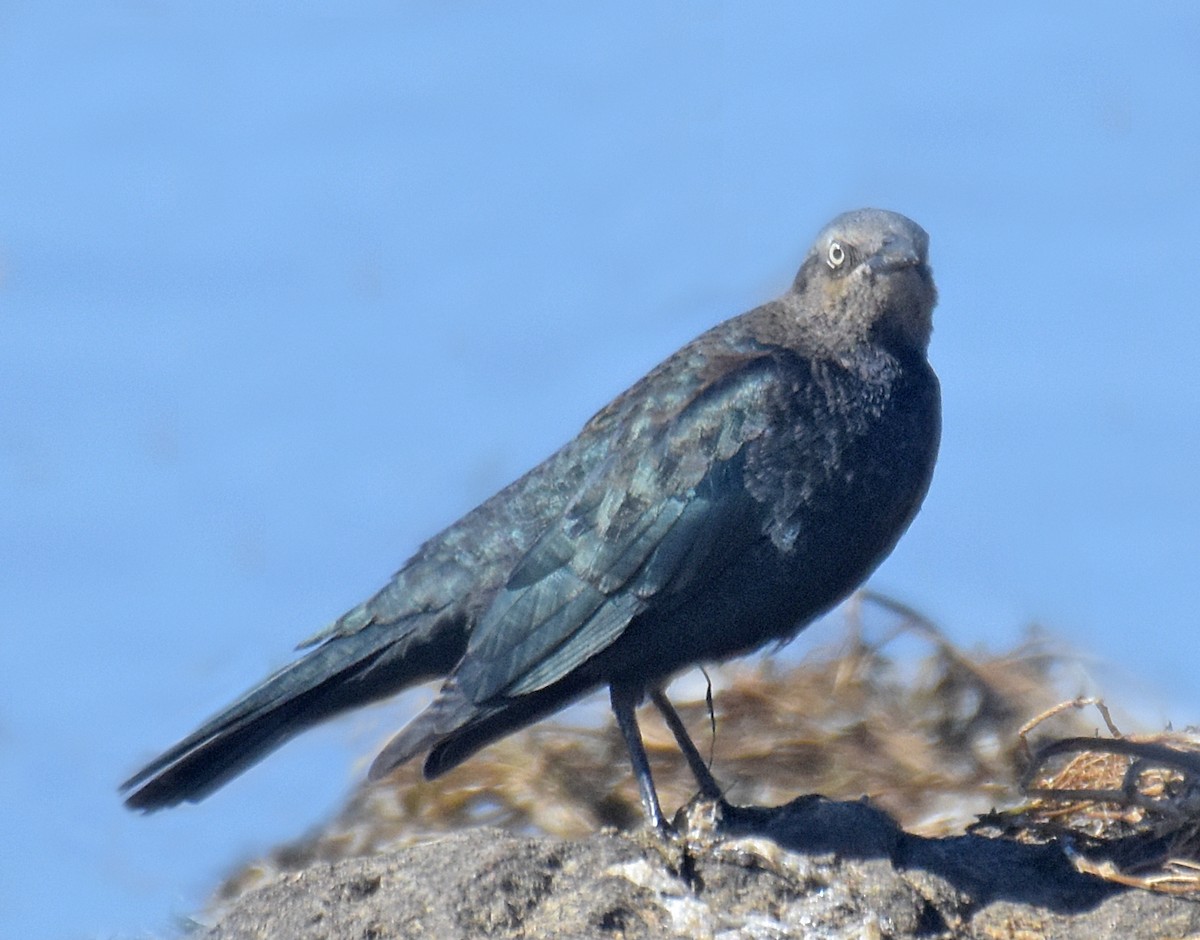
[592, 469, 927, 686]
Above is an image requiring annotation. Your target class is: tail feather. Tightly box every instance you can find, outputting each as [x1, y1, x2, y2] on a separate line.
[367, 672, 597, 783]
[121, 617, 463, 811]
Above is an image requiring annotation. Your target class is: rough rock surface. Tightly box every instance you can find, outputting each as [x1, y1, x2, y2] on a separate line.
[203, 797, 1200, 939]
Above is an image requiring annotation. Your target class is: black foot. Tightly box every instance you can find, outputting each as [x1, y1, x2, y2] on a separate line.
[650, 688, 724, 801]
[609, 684, 671, 832]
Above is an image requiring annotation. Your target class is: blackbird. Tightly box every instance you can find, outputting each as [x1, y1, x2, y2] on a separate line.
[122, 208, 941, 829]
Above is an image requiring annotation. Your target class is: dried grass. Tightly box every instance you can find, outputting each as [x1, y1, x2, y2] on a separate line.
[974, 698, 1200, 894]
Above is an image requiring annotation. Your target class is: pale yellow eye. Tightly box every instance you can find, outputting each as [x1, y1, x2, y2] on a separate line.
[826, 241, 846, 269]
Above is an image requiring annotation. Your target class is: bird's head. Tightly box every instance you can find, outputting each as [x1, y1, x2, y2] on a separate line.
[791, 208, 937, 356]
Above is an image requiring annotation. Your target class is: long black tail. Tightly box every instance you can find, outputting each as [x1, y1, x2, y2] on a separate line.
[121, 617, 462, 811]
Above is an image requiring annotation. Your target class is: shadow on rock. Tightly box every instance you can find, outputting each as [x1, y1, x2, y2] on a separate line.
[722, 795, 1115, 913]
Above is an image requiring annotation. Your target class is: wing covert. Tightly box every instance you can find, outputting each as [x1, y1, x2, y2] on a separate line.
[454, 353, 789, 704]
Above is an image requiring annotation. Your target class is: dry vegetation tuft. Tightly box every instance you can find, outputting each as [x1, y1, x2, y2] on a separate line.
[975, 698, 1200, 894]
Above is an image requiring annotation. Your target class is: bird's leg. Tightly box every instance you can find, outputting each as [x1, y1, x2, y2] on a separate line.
[650, 688, 724, 801]
[609, 684, 671, 832]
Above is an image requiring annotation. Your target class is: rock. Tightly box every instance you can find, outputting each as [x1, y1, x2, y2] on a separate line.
[202, 797, 1200, 939]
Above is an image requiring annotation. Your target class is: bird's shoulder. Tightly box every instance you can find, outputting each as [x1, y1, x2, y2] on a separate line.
[579, 304, 803, 444]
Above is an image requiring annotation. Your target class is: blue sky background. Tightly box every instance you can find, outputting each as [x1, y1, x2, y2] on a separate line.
[4, 3, 1199, 937]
